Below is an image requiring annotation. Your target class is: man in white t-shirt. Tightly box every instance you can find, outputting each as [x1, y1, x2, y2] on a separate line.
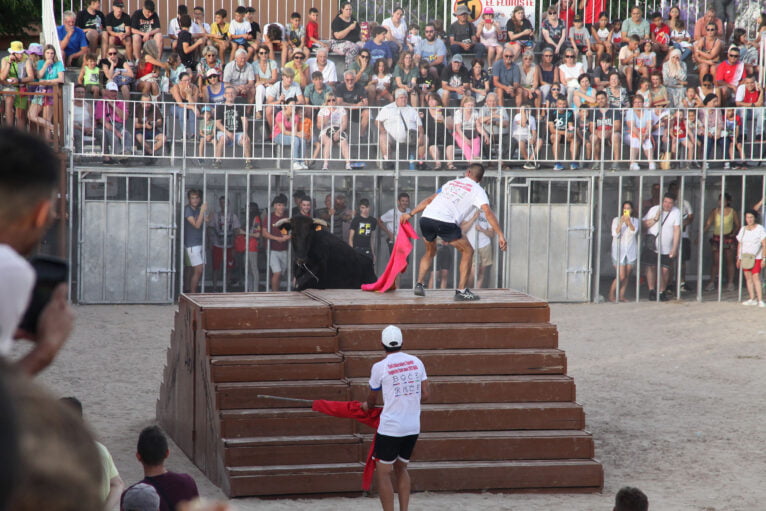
[642, 192, 682, 301]
[361, 325, 429, 511]
[667, 181, 694, 293]
[462, 209, 495, 289]
[379, 192, 411, 254]
[0, 128, 74, 374]
[401, 163, 507, 301]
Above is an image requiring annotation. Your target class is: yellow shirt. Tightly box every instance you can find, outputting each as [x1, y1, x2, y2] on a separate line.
[211, 22, 229, 37]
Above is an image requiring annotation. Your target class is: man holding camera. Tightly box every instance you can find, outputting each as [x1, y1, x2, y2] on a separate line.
[0, 128, 74, 374]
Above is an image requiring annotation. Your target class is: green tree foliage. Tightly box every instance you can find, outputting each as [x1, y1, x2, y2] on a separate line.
[0, 0, 43, 37]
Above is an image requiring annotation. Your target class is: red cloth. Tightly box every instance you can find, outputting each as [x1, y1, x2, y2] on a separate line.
[311, 400, 382, 490]
[361, 222, 418, 293]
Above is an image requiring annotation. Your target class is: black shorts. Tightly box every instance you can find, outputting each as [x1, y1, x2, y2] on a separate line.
[373, 433, 419, 464]
[641, 247, 672, 269]
[420, 217, 462, 243]
[354, 246, 373, 259]
[682, 238, 691, 262]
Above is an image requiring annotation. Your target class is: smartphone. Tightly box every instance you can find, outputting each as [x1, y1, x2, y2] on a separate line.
[18, 256, 68, 334]
[623, 209, 630, 216]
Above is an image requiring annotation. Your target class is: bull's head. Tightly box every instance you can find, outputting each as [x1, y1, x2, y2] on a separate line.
[274, 216, 328, 266]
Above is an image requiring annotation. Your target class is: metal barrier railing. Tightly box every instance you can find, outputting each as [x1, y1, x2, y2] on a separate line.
[68, 97, 766, 170]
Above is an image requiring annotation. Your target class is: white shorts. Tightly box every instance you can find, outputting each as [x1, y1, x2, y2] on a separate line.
[625, 134, 653, 150]
[269, 250, 289, 273]
[185, 245, 204, 267]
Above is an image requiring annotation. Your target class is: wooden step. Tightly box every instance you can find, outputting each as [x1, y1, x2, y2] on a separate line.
[220, 402, 585, 438]
[348, 375, 575, 403]
[183, 293, 331, 330]
[210, 354, 344, 382]
[304, 289, 549, 325]
[224, 435, 362, 466]
[216, 380, 349, 410]
[363, 430, 595, 462]
[205, 327, 338, 356]
[344, 349, 566, 378]
[337, 323, 558, 351]
[226, 459, 603, 497]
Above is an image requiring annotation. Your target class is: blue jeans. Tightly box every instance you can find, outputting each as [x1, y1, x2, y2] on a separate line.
[671, 42, 692, 62]
[450, 42, 486, 60]
[274, 133, 305, 161]
[172, 104, 197, 138]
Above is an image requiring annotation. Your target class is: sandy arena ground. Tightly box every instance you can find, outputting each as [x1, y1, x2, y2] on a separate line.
[15, 301, 766, 511]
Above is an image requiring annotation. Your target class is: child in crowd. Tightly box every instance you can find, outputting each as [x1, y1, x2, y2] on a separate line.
[306, 7, 328, 51]
[636, 77, 651, 106]
[263, 22, 285, 62]
[682, 86, 702, 107]
[371, 59, 393, 104]
[636, 40, 656, 78]
[670, 19, 692, 61]
[166, 53, 187, 86]
[407, 24, 421, 52]
[348, 198, 378, 261]
[511, 105, 541, 169]
[198, 106, 215, 157]
[610, 19, 622, 47]
[229, 6, 254, 60]
[544, 84, 565, 109]
[416, 61, 438, 106]
[669, 109, 698, 165]
[209, 9, 230, 60]
[284, 12, 307, 67]
[591, 12, 613, 60]
[78, 53, 101, 97]
[548, 96, 579, 170]
[569, 14, 592, 67]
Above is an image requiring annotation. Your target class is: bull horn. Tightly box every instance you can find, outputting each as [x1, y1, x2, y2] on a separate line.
[312, 218, 328, 227]
[274, 218, 291, 228]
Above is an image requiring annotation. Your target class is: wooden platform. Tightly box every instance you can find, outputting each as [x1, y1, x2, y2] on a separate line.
[156, 289, 603, 497]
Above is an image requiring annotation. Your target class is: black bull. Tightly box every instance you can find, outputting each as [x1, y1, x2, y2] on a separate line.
[276, 216, 377, 290]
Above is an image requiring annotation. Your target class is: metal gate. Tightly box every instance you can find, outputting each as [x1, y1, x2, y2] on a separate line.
[503, 177, 594, 302]
[76, 171, 178, 303]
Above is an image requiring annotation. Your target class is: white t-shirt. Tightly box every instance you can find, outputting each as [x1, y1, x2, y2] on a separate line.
[511, 113, 537, 139]
[377, 103, 421, 143]
[307, 58, 338, 84]
[679, 199, 693, 240]
[643, 205, 682, 254]
[228, 19, 251, 38]
[423, 177, 490, 225]
[369, 351, 427, 437]
[380, 206, 411, 236]
[464, 210, 492, 249]
[382, 17, 408, 44]
[611, 216, 640, 263]
[736, 224, 766, 259]
[0, 244, 35, 355]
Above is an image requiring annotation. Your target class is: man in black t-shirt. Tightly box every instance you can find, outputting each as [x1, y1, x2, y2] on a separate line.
[449, 6, 486, 60]
[335, 70, 370, 135]
[176, 14, 208, 69]
[588, 91, 622, 166]
[213, 86, 253, 168]
[130, 0, 162, 63]
[439, 54, 470, 106]
[349, 198, 378, 261]
[105, 0, 133, 60]
[76, 0, 107, 57]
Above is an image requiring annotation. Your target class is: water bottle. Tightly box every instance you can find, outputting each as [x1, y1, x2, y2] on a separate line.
[409, 153, 415, 170]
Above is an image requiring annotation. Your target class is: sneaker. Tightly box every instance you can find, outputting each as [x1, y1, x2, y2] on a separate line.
[648, 289, 657, 301]
[414, 282, 425, 297]
[553, 163, 564, 171]
[570, 162, 579, 170]
[659, 290, 669, 301]
[455, 288, 480, 301]
[211, 159, 222, 169]
[345, 163, 352, 170]
[680, 282, 692, 293]
[292, 161, 304, 170]
[759, 301, 766, 308]
[245, 160, 255, 169]
[523, 162, 536, 170]
[630, 163, 640, 171]
[648, 162, 657, 170]
[704, 281, 715, 291]
[742, 299, 757, 306]
[723, 162, 731, 169]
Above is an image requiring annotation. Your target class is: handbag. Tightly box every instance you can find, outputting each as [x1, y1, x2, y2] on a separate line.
[741, 253, 756, 270]
[645, 210, 670, 252]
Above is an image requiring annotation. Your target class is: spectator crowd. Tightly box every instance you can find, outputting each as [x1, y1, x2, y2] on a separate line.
[2, 0, 766, 169]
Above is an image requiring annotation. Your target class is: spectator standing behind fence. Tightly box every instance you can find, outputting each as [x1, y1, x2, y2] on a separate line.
[262, 194, 290, 291]
[75, 0, 107, 59]
[105, 0, 133, 62]
[184, 189, 207, 293]
[704, 193, 740, 292]
[130, 1, 163, 67]
[609, 201, 639, 303]
[380, 192, 411, 254]
[58, 10, 89, 66]
[317, 93, 351, 170]
[242, 203, 262, 292]
[95, 82, 132, 161]
[349, 198, 378, 262]
[643, 193, 681, 301]
[736, 210, 766, 307]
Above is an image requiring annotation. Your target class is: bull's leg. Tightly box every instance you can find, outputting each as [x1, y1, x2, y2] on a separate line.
[416, 239, 438, 286]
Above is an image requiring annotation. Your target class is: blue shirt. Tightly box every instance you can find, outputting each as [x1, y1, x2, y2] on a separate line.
[57, 25, 88, 58]
[37, 60, 65, 81]
[415, 38, 447, 63]
[363, 40, 393, 65]
[491, 60, 520, 86]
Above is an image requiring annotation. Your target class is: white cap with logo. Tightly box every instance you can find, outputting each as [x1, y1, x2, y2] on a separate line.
[381, 325, 403, 348]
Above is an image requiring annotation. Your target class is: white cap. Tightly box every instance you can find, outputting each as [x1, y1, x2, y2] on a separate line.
[105, 81, 119, 91]
[381, 325, 403, 348]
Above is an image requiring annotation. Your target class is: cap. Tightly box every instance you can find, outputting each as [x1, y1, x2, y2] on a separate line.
[27, 43, 43, 56]
[112, 0, 124, 6]
[105, 81, 119, 91]
[8, 41, 24, 54]
[394, 88, 408, 98]
[201, 106, 212, 112]
[454, 5, 470, 16]
[573, 14, 583, 22]
[451, 53, 463, 63]
[206, 68, 220, 77]
[122, 483, 160, 511]
[483, 7, 494, 15]
[381, 325, 403, 348]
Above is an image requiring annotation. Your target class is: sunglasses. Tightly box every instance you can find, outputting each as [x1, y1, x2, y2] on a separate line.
[294, 55, 305, 59]
[258, 51, 268, 54]
[551, 88, 560, 91]
[729, 53, 739, 57]
[565, 55, 574, 58]
[360, 55, 370, 58]
[108, 52, 117, 55]
[503, 55, 513, 58]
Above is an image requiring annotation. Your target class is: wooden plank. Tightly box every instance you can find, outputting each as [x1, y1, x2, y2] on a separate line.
[210, 354, 344, 382]
[227, 463, 365, 497]
[206, 328, 338, 355]
[305, 289, 550, 325]
[190, 292, 332, 330]
[221, 408, 354, 438]
[344, 349, 567, 378]
[216, 380, 349, 410]
[348, 375, 576, 403]
[337, 323, 558, 351]
[224, 435, 362, 466]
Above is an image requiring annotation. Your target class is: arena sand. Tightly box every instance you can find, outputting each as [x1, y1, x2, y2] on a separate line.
[17, 301, 766, 510]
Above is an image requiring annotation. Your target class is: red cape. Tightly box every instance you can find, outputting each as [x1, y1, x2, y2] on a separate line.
[362, 222, 419, 293]
[311, 400, 382, 490]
